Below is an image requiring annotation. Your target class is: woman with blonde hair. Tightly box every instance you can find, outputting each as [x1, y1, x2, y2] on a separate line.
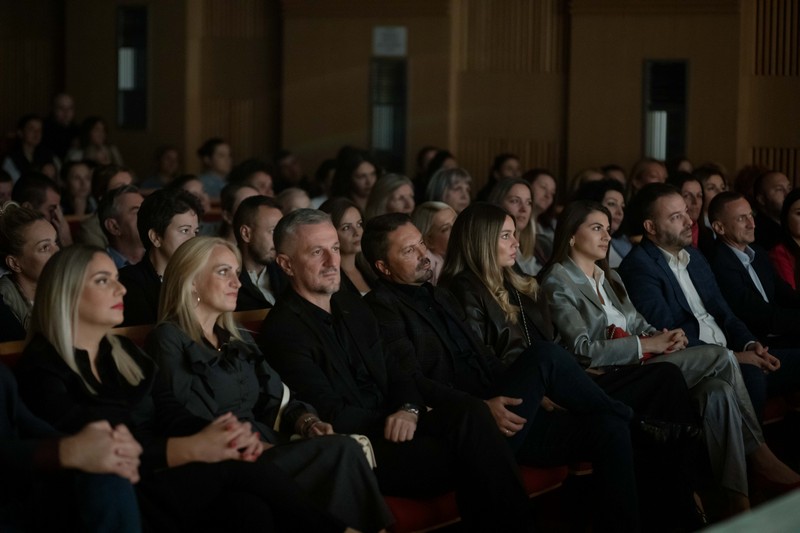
[411, 201, 456, 285]
[364, 173, 415, 220]
[488, 179, 541, 275]
[15, 244, 359, 532]
[147, 236, 391, 532]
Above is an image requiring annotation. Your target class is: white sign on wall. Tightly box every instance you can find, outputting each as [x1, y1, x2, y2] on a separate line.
[372, 26, 407, 57]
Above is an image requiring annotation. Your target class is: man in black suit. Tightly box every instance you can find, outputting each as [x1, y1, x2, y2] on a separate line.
[752, 170, 791, 251]
[233, 195, 287, 311]
[260, 209, 534, 532]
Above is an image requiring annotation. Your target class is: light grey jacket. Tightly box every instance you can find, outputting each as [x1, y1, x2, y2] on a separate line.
[541, 259, 656, 368]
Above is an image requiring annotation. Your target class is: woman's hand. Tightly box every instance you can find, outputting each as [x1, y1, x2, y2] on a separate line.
[640, 328, 686, 354]
[484, 396, 527, 437]
[167, 413, 264, 466]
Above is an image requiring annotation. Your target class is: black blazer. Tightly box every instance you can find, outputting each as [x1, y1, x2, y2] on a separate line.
[364, 279, 499, 402]
[709, 240, 800, 340]
[446, 270, 554, 367]
[118, 253, 161, 326]
[260, 288, 424, 435]
[235, 263, 288, 312]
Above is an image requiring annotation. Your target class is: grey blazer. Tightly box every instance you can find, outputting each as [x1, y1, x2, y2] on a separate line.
[541, 259, 655, 368]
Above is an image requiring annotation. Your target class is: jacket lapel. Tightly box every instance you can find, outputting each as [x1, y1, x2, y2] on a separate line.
[642, 239, 693, 315]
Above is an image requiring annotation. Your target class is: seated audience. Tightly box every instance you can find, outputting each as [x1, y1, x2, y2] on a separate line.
[0, 204, 59, 336]
[139, 145, 180, 191]
[618, 183, 800, 420]
[414, 149, 457, 201]
[363, 212, 639, 531]
[693, 163, 728, 230]
[275, 149, 321, 197]
[97, 185, 145, 268]
[218, 182, 259, 242]
[667, 171, 714, 254]
[167, 174, 215, 236]
[78, 164, 135, 248]
[277, 187, 311, 214]
[66, 116, 123, 166]
[525, 168, 558, 264]
[488, 179, 540, 274]
[752, 169, 792, 251]
[542, 200, 797, 513]
[310, 158, 336, 207]
[628, 158, 667, 200]
[475, 153, 521, 201]
[364, 174, 415, 219]
[1, 361, 142, 532]
[411, 201, 456, 285]
[146, 236, 392, 531]
[769, 188, 800, 289]
[12, 171, 72, 246]
[15, 245, 354, 532]
[602, 163, 627, 186]
[573, 179, 631, 267]
[228, 158, 275, 198]
[667, 156, 694, 176]
[196, 138, 232, 201]
[233, 195, 287, 310]
[330, 149, 380, 212]
[319, 197, 375, 295]
[566, 168, 604, 199]
[60, 160, 96, 216]
[425, 167, 471, 214]
[412, 145, 438, 185]
[118, 188, 201, 326]
[260, 209, 538, 533]
[2, 114, 57, 183]
[708, 192, 800, 347]
[0, 171, 13, 205]
[41, 93, 79, 162]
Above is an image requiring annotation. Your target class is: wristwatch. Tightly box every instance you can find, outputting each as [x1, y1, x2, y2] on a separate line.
[399, 403, 421, 417]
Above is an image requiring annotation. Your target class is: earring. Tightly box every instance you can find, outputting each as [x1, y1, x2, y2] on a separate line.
[569, 237, 575, 247]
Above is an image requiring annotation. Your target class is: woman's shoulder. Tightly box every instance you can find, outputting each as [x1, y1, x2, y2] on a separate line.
[540, 262, 570, 285]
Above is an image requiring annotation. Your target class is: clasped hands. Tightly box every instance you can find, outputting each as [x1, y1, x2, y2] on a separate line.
[641, 328, 688, 355]
[736, 341, 780, 373]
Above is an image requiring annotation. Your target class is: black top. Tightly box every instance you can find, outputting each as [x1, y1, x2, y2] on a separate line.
[15, 334, 207, 474]
[118, 253, 162, 326]
[235, 262, 288, 312]
[0, 295, 25, 342]
[754, 211, 783, 252]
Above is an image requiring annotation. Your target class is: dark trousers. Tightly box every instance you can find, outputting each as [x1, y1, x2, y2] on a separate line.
[489, 340, 639, 533]
[369, 395, 533, 533]
[740, 347, 800, 422]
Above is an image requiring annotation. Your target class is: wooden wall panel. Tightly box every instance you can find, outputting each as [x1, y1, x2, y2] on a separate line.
[754, 0, 799, 76]
[752, 146, 800, 182]
[458, 137, 562, 181]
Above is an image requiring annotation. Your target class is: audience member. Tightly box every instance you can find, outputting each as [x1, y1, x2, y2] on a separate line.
[233, 195, 287, 310]
[667, 156, 694, 176]
[425, 167, 471, 214]
[573, 179, 631, 267]
[275, 149, 321, 197]
[542, 200, 795, 513]
[769, 188, 800, 289]
[41, 93, 79, 161]
[0, 361, 142, 532]
[118, 188, 201, 326]
[228, 158, 275, 198]
[415, 149, 457, 201]
[310, 158, 336, 207]
[488, 179, 540, 274]
[66, 116, 123, 166]
[667, 171, 715, 254]
[139, 145, 180, 191]
[196, 138, 232, 200]
[60, 160, 96, 216]
[12, 172, 73, 246]
[693, 163, 728, 230]
[601, 163, 627, 186]
[0, 170, 14, 205]
[218, 182, 259, 242]
[330, 149, 380, 212]
[363, 211, 639, 531]
[618, 183, 800, 420]
[566, 168, 604, 198]
[525, 168, 558, 264]
[412, 145, 438, 184]
[319, 197, 375, 295]
[97, 185, 145, 268]
[411, 201, 456, 285]
[146, 236, 392, 531]
[277, 187, 311, 214]
[365, 173, 415, 219]
[167, 174, 214, 236]
[733, 164, 767, 205]
[475, 153, 521, 201]
[628, 158, 667, 199]
[77, 164, 134, 248]
[0, 204, 59, 336]
[14, 245, 349, 532]
[260, 209, 537, 533]
[752, 169, 792, 251]
[708, 192, 800, 347]
[2, 114, 57, 183]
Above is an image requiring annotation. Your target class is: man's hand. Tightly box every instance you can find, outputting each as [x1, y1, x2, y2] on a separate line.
[384, 410, 417, 443]
[540, 396, 566, 413]
[484, 396, 527, 437]
[736, 342, 780, 373]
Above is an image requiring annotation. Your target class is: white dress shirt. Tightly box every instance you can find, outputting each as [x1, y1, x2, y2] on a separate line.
[249, 268, 276, 305]
[727, 244, 769, 302]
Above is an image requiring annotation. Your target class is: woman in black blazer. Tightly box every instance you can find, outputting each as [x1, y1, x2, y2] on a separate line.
[146, 236, 391, 532]
[14, 244, 359, 532]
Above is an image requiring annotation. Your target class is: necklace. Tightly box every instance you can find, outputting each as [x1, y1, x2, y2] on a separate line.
[513, 288, 532, 347]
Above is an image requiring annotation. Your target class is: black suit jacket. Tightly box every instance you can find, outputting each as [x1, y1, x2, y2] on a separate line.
[235, 263, 287, 312]
[118, 253, 161, 326]
[709, 240, 800, 340]
[364, 280, 498, 402]
[260, 288, 424, 435]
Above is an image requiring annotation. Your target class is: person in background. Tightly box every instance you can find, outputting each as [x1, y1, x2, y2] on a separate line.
[42, 93, 80, 161]
[97, 185, 145, 269]
[12, 172, 73, 246]
[330, 149, 380, 212]
[415, 149, 457, 201]
[118, 188, 201, 326]
[0, 171, 15, 205]
[233, 195, 287, 311]
[770, 188, 800, 290]
[319, 197, 375, 296]
[752, 169, 792, 251]
[77, 164, 135, 248]
[196, 137, 232, 201]
[228, 158, 276, 198]
[167, 175, 215, 236]
[60, 160, 96, 216]
[666, 171, 715, 255]
[139, 145, 180, 191]
[693, 163, 728, 231]
[475, 153, 522, 202]
[2, 114, 57, 183]
[602, 163, 627, 186]
[572, 179, 631, 268]
[426, 167, 472, 215]
[275, 149, 322, 197]
[628, 158, 667, 200]
[411, 201, 456, 286]
[277, 187, 312, 214]
[489, 178, 540, 275]
[524, 168, 558, 264]
[66, 116, 123, 166]
[365, 174, 415, 220]
[218, 182, 259, 243]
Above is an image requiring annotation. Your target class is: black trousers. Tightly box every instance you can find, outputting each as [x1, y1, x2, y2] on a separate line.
[368, 394, 533, 533]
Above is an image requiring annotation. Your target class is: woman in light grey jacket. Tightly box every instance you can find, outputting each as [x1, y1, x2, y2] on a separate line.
[541, 199, 800, 513]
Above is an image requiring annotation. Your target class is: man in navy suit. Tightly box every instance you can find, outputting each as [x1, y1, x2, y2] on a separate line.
[707, 191, 800, 345]
[618, 183, 799, 419]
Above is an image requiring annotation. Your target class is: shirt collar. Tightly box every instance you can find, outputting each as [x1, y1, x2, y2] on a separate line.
[657, 245, 690, 268]
[727, 243, 755, 266]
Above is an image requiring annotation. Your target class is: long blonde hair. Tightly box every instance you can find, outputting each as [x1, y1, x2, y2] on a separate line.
[487, 178, 537, 258]
[158, 236, 244, 344]
[29, 245, 144, 393]
[440, 203, 537, 323]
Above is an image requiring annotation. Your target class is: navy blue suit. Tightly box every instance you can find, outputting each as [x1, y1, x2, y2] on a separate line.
[618, 238, 800, 419]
